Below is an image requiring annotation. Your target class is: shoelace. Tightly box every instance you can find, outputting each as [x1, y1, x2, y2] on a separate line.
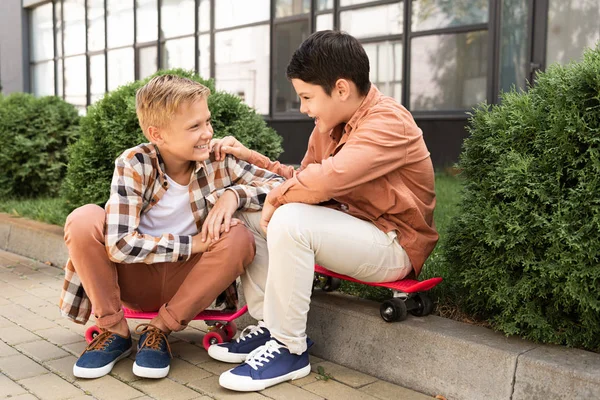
[236, 321, 267, 343]
[134, 323, 172, 358]
[82, 329, 114, 354]
[245, 340, 283, 370]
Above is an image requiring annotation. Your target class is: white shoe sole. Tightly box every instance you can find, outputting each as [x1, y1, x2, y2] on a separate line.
[132, 362, 170, 379]
[207, 344, 248, 363]
[219, 364, 311, 391]
[73, 347, 132, 379]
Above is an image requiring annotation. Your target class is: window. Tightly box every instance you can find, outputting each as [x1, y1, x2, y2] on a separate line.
[107, 0, 134, 48]
[317, 0, 333, 11]
[64, 56, 87, 106]
[107, 47, 134, 90]
[31, 62, 55, 97]
[162, 37, 195, 70]
[340, 3, 403, 39]
[63, 0, 86, 56]
[138, 46, 158, 79]
[410, 31, 488, 111]
[215, 25, 270, 114]
[30, 3, 54, 62]
[90, 54, 106, 103]
[364, 41, 402, 103]
[546, 0, 600, 67]
[215, 0, 270, 30]
[136, 0, 158, 43]
[276, 0, 310, 18]
[274, 20, 310, 113]
[499, 0, 528, 93]
[316, 13, 333, 31]
[199, 34, 211, 79]
[411, 0, 488, 32]
[88, 0, 106, 52]
[161, 0, 195, 39]
[198, 0, 211, 32]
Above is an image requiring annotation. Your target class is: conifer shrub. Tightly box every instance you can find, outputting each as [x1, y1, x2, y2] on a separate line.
[444, 46, 600, 351]
[0, 93, 79, 197]
[62, 69, 283, 208]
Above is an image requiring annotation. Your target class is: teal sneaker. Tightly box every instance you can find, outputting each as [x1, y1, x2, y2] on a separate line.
[73, 330, 132, 379]
[132, 324, 172, 379]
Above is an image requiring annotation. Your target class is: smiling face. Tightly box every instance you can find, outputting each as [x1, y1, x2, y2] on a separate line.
[152, 98, 213, 165]
[292, 78, 345, 134]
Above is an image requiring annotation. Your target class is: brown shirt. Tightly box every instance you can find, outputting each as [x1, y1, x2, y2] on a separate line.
[248, 85, 438, 276]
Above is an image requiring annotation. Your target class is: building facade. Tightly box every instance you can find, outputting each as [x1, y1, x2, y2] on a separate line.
[1, 0, 599, 165]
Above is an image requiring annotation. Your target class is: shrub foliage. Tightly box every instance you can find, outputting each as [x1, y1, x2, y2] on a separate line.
[0, 93, 80, 197]
[445, 46, 600, 350]
[62, 69, 283, 208]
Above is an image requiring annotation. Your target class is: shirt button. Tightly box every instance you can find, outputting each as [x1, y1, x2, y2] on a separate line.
[163, 181, 168, 187]
[340, 204, 349, 211]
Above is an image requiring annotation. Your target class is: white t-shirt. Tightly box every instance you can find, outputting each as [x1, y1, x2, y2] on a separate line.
[138, 174, 198, 237]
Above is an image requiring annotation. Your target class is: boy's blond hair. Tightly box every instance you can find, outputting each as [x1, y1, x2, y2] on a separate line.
[136, 75, 211, 136]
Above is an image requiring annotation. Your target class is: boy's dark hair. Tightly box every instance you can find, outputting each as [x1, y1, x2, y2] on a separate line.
[286, 30, 371, 96]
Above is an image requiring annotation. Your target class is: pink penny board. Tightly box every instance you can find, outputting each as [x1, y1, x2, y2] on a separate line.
[122, 305, 248, 321]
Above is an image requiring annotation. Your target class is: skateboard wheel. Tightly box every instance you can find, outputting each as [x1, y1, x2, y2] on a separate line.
[380, 298, 408, 322]
[223, 321, 237, 341]
[85, 326, 102, 343]
[409, 293, 434, 317]
[202, 330, 226, 351]
[322, 277, 341, 292]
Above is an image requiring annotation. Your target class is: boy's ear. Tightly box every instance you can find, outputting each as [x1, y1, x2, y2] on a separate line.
[334, 79, 352, 101]
[147, 125, 165, 145]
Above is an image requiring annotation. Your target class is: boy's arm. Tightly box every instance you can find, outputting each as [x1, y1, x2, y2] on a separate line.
[205, 155, 285, 212]
[268, 111, 424, 206]
[104, 155, 192, 264]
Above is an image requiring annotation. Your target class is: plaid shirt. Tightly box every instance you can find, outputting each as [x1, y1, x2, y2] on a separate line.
[60, 143, 283, 324]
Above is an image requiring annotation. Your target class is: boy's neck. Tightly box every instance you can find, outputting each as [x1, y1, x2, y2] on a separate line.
[342, 93, 368, 124]
[162, 157, 194, 186]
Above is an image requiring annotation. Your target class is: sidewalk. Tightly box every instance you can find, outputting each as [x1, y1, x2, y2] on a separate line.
[0, 249, 433, 400]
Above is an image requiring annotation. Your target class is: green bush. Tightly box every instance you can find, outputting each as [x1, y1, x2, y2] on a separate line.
[0, 93, 80, 197]
[62, 69, 283, 208]
[444, 46, 600, 351]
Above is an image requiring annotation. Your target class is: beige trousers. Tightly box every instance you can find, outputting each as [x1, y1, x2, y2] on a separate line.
[238, 203, 412, 354]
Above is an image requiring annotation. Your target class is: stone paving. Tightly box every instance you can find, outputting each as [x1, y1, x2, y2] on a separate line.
[0, 249, 432, 400]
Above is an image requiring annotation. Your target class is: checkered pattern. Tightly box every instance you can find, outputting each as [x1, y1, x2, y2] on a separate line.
[60, 143, 283, 324]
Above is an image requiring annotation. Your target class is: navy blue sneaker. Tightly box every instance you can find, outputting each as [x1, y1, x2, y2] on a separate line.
[132, 324, 172, 379]
[219, 338, 314, 391]
[73, 330, 133, 379]
[208, 321, 270, 363]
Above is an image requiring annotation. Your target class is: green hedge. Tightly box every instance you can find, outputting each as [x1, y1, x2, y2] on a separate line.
[444, 46, 600, 351]
[62, 69, 283, 208]
[0, 93, 80, 197]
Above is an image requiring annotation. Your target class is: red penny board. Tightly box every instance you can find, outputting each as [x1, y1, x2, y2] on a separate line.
[122, 304, 248, 322]
[315, 265, 442, 293]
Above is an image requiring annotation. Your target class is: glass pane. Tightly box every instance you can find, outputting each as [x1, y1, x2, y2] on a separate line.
[139, 46, 158, 79]
[215, 24, 270, 114]
[340, 0, 377, 6]
[107, 0, 134, 48]
[340, 3, 403, 39]
[316, 13, 333, 31]
[161, 0, 195, 39]
[317, 0, 333, 11]
[499, 0, 528, 93]
[199, 0, 211, 32]
[410, 31, 488, 111]
[162, 37, 195, 70]
[57, 59, 64, 97]
[64, 0, 86, 56]
[274, 20, 310, 113]
[90, 54, 106, 103]
[107, 47, 134, 90]
[64, 56, 87, 106]
[199, 34, 211, 79]
[546, 0, 600, 66]
[215, 0, 270, 30]
[55, 1, 63, 57]
[31, 61, 55, 97]
[88, 0, 105, 52]
[30, 3, 54, 61]
[136, 0, 158, 43]
[411, 0, 488, 32]
[276, 0, 310, 18]
[363, 41, 402, 103]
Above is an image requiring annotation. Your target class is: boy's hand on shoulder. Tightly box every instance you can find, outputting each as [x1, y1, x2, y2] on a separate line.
[210, 136, 251, 162]
[193, 218, 243, 253]
[201, 190, 239, 242]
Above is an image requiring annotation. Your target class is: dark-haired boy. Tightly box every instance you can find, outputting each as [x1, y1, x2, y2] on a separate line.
[209, 30, 438, 391]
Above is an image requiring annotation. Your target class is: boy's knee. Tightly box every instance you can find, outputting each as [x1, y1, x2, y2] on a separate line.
[267, 203, 305, 237]
[220, 224, 256, 266]
[65, 204, 105, 239]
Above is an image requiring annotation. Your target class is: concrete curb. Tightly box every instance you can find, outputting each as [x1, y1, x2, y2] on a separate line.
[1, 212, 599, 400]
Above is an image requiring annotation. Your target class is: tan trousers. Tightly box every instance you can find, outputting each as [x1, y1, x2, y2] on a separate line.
[238, 204, 412, 354]
[64, 204, 255, 332]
